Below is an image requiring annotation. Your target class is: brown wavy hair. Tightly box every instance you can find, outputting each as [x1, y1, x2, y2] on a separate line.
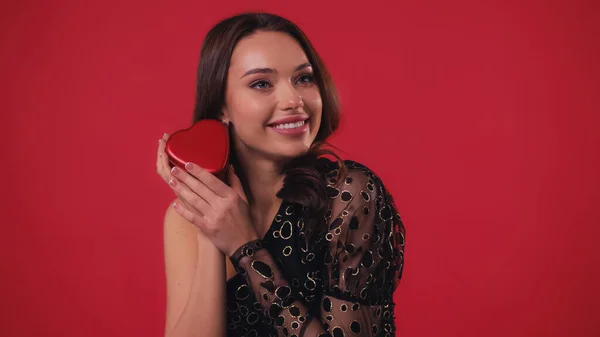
[191, 12, 346, 236]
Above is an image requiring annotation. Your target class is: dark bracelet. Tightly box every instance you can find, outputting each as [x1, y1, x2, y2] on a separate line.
[229, 239, 265, 268]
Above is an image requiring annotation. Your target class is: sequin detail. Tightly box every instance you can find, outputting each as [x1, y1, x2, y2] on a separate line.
[225, 159, 406, 336]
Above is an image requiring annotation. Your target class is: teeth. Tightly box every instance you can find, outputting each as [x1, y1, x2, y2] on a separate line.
[274, 121, 305, 129]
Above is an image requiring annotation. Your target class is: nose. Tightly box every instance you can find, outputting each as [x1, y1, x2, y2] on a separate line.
[278, 84, 304, 111]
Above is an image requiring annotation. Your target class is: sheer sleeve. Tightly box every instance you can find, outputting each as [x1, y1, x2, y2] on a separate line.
[231, 161, 406, 337]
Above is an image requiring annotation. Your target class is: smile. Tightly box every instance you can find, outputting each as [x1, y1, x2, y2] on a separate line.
[269, 119, 310, 136]
[274, 120, 305, 130]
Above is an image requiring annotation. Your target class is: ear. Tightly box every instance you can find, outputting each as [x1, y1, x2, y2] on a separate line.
[219, 108, 230, 125]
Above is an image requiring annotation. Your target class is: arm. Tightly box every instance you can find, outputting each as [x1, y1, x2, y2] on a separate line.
[163, 200, 227, 337]
[230, 166, 406, 337]
[232, 248, 386, 337]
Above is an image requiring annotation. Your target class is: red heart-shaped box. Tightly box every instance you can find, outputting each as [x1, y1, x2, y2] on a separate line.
[165, 119, 230, 180]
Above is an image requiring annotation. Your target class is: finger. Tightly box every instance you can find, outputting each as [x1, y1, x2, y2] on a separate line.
[168, 174, 211, 215]
[158, 134, 195, 212]
[176, 197, 198, 217]
[160, 134, 173, 178]
[184, 162, 230, 198]
[172, 165, 222, 204]
[156, 139, 165, 176]
[174, 195, 198, 215]
[156, 133, 171, 182]
[172, 200, 206, 229]
[172, 190, 204, 217]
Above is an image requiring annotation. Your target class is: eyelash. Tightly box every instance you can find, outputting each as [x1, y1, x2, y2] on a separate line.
[250, 73, 315, 90]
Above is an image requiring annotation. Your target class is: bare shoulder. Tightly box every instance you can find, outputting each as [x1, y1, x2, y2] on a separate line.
[162, 199, 226, 336]
[163, 199, 201, 281]
[162, 199, 199, 336]
[163, 199, 200, 246]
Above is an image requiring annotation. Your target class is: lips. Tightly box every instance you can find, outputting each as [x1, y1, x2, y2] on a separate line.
[268, 115, 309, 127]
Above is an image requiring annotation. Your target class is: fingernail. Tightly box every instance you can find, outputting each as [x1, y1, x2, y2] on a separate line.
[185, 162, 193, 171]
[169, 178, 177, 187]
[163, 133, 168, 138]
[171, 166, 180, 175]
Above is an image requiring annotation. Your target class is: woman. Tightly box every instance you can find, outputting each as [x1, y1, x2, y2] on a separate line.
[156, 12, 406, 337]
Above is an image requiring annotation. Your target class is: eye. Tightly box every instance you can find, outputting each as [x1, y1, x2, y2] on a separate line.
[250, 80, 271, 90]
[296, 73, 314, 85]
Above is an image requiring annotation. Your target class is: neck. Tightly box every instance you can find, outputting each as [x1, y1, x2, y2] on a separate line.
[234, 147, 286, 227]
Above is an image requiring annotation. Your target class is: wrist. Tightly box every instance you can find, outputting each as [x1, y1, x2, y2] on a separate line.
[228, 238, 264, 267]
[227, 229, 258, 255]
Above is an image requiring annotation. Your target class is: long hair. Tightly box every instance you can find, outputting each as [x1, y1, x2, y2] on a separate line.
[191, 12, 346, 237]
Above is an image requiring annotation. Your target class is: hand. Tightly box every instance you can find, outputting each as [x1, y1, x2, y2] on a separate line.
[156, 133, 195, 211]
[167, 161, 259, 257]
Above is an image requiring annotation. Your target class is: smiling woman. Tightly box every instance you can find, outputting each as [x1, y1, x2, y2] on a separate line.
[223, 31, 322, 152]
[155, 12, 406, 337]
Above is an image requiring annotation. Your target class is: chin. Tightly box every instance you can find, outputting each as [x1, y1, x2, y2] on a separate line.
[271, 142, 312, 160]
[281, 145, 311, 158]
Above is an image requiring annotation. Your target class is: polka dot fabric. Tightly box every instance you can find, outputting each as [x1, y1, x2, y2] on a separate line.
[225, 159, 406, 337]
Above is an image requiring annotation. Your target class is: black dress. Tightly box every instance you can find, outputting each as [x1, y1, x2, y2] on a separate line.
[225, 159, 406, 337]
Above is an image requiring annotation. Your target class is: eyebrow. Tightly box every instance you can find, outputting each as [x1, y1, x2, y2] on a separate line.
[240, 62, 312, 79]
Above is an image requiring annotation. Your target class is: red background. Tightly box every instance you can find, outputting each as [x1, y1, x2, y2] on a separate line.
[2, 0, 599, 336]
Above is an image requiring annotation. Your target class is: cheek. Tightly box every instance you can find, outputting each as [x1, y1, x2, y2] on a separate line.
[229, 92, 274, 125]
[304, 94, 322, 139]
[303, 89, 323, 118]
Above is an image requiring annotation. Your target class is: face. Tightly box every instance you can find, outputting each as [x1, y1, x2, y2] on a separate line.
[222, 31, 323, 162]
